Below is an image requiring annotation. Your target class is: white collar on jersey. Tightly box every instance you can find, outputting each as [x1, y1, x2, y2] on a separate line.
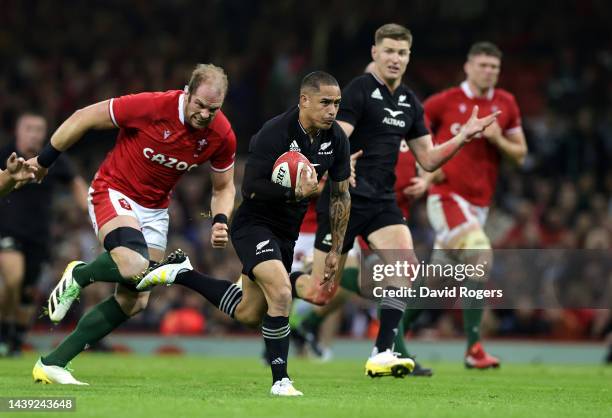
[461, 81, 494, 100]
[178, 93, 185, 125]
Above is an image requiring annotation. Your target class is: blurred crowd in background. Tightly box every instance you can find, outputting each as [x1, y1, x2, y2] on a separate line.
[0, 0, 610, 343]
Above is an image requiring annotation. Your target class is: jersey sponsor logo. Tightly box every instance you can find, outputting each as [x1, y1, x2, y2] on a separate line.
[371, 88, 383, 100]
[384, 108, 404, 117]
[118, 198, 133, 211]
[289, 140, 301, 152]
[398, 95, 411, 107]
[256, 239, 274, 255]
[142, 147, 199, 171]
[382, 117, 406, 127]
[163, 130, 172, 139]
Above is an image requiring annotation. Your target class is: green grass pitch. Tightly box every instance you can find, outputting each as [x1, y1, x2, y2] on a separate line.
[1, 353, 610, 417]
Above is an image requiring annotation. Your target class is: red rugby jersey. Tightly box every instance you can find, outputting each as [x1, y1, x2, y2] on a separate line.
[94, 90, 236, 208]
[425, 82, 521, 206]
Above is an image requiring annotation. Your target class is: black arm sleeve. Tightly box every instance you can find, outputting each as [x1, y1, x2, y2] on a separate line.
[242, 162, 295, 201]
[241, 122, 295, 202]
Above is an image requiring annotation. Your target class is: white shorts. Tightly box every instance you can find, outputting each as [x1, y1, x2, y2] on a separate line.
[292, 233, 361, 271]
[427, 193, 489, 249]
[88, 186, 169, 251]
[292, 233, 316, 271]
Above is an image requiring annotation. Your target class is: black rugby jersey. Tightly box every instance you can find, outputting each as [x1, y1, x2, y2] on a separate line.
[233, 106, 350, 240]
[322, 73, 429, 207]
[0, 142, 76, 242]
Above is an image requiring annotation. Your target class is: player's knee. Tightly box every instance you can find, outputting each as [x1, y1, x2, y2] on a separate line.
[111, 249, 149, 278]
[105, 227, 150, 278]
[267, 283, 292, 313]
[235, 305, 264, 328]
[114, 291, 149, 316]
[310, 281, 339, 306]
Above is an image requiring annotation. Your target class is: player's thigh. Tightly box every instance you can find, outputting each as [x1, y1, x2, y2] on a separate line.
[367, 224, 414, 251]
[0, 249, 25, 286]
[234, 274, 268, 327]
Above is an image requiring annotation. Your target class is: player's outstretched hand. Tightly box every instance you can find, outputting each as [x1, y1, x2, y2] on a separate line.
[295, 165, 318, 200]
[211, 222, 229, 248]
[402, 177, 428, 200]
[349, 149, 363, 188]
[322, 250, 340, 288]
[6, 153, 37, 187]
[21, 156, 48, 185]
[461, 106, 501, 141]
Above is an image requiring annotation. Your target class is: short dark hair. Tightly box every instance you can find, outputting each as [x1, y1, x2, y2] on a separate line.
[187, 63, 228, 96]
[374, 23, 412, 45]
[468, 42, 502, 59]
[300, 71, 339, 93]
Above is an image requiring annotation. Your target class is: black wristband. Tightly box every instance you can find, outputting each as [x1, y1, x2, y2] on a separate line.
[38, 143, 62, 168]
[212, 213, 228, 225]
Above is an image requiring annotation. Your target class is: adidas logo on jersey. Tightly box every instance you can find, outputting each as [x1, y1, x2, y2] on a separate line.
[143, 147, 199, 171]
[371, 88, 383, 100]
[289, 141, 301, 152]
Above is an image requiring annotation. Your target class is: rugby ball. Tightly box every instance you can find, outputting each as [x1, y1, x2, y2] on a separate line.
[271, 151, 313, 189]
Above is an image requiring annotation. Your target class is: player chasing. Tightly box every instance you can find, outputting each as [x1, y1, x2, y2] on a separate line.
[31, 64, 237, 385]
[137, 71, 351, 396]
[283, 24, 500, 378]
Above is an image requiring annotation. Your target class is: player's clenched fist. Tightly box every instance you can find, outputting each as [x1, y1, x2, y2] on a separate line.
[322, 250, 340, 287]
[295, 165, 318, 200]
[211, 222, 229, 248]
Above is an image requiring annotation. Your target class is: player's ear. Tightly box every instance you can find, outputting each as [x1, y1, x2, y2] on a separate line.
[463, 60, 470, 75]
[371, 45, 377, 61]
[299, 92, 309, 109]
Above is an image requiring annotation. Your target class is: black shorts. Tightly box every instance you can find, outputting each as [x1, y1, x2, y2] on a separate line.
[0, 233, 48, 288]
[231, 224, 295, 280]
[315, 199, 405, 254]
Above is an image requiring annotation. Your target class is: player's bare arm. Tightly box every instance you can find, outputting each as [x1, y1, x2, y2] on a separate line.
[31, 101, 116, 182]
[323, 178, 351, 284]
[483, 122, 527, 165]
[409, 105, 500, 172]
[210, 167, 236, 249]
